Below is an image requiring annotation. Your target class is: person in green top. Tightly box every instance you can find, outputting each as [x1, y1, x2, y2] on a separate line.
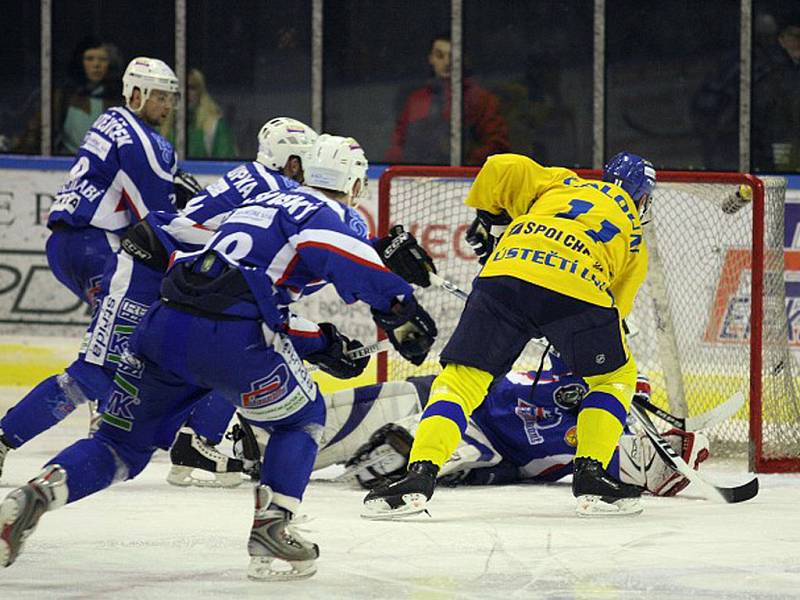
[186, 68, 237, 159]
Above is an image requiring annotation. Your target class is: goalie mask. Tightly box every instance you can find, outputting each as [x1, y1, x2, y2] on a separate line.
[122, 57, 179, 112]
[256, 117, 319, 177]
[602, 151, 656, 219]
[304, 134, 368, 206]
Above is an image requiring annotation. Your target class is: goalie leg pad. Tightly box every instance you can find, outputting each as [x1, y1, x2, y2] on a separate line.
[343, 423, 415, 489]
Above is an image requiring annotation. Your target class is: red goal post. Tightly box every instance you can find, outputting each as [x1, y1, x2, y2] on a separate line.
[377, 165, 800, 473]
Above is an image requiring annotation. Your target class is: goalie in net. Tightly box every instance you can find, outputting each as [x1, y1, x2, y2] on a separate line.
[230, 349, 710, 498]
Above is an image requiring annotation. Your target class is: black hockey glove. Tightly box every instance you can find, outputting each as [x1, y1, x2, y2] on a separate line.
[305, 322, 370, 379]
[120, 220, 170, 272]
[465, 210, 512, 264]
[174, 168, 202, 209]
[374, 224, 437, 287]
[371, 298, 437, 366]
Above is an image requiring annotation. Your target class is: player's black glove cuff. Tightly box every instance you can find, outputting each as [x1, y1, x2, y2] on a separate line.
[371, 298, 437, 366]
[120, 220, 170, 272]
[174, 168, 202, 210]
[465, 210, 511, 265]
[305, 322, 369, 379]
[374, 224, 437, 287]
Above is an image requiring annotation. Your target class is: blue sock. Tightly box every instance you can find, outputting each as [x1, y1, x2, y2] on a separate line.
[48, 438, 118, 503]
[0, 375, 80, 448]
[186, 393, 236, 445]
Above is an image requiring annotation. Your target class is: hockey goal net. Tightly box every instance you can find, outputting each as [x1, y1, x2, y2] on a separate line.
[377, 165, 800, 473]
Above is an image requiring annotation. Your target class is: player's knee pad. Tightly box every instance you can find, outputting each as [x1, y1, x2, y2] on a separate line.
[92, 429, 154, 480]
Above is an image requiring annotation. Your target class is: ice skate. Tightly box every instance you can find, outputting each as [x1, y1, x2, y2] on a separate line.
[167, 428, 244, 488]
[361, 460, 438, 520]
[247, 485, 319, 581]
[573, 457, 643, 517]
[1, 465, 68, 567]
[0, 432, 13, 480]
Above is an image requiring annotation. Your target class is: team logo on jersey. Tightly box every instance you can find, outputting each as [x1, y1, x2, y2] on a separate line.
[564, 425, 578, 447]
[152, 133, 174, 163]
[347, 211, 369, 238]
[553, 383, 586, 412]
[241, 364, 290, 409]
[515, 398, 563, 445]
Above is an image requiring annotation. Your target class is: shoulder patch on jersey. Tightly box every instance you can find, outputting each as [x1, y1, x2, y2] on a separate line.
[564, 425, 577, 447]
[346, 208, 369, 238]
[150, 132, 175, 165]
[81, 130, 112, 161]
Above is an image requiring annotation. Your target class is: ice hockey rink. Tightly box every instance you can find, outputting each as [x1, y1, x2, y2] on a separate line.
[1, 386, 799, 600]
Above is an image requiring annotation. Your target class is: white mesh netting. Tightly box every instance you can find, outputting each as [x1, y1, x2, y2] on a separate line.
[379, 170, 800, 470]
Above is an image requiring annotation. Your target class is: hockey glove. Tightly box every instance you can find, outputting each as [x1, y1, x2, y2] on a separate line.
[174, 168, 202, 209]
[120, 220, 170, 272]
[344, 423, 414, 489]
[374, 224, 437, 287]
[304, 322, 370, 379]
[465, 210, 512, 264]
[371, 298, 437, 366]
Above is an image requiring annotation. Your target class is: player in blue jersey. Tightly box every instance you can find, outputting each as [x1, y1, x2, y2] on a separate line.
[0, 117, 317, 482]
[0, 57, 187, 477]
[230, 353, 710, 499]
[0, 134, 438, 581]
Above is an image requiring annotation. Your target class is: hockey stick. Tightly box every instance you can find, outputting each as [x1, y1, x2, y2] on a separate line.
[429, 272, 469, 301]
[632, 391, 746, 432]
[306, 339, 394, 373]
[629, 402, 759, 503]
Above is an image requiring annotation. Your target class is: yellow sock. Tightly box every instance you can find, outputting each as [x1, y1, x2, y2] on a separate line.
[408, 363, 494, 468]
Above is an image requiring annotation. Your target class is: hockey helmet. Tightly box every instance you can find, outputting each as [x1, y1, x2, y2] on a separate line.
[602, 151, 656, 217]
[256, 117, 319, 173]
[304, 134, 368, 205]
[123, 57, 179, 111]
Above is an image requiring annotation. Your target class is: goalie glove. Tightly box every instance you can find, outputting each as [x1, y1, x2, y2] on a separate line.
[371, 298, 437, 366]
[174, 168, 203, 210]
[465, 210, 512, 265]
[618, 429, 711, 496]
[343, 423, 414, 489]
[374, 224, 437, 287]
[304, 323, 370, 379]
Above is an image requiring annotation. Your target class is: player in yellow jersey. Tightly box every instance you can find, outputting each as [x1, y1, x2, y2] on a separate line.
[363, 151, 656, 518]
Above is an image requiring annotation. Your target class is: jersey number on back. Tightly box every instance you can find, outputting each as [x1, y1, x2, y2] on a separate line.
[556, 199, 621, 243]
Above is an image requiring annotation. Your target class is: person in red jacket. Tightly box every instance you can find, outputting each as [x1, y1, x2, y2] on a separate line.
[384, 33, 509, 165]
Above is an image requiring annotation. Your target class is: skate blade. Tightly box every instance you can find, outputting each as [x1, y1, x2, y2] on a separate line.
[361, 492, 429, 520]
[575, 495, 643, 517]
[166, 466, 243, 488]
[247, 556, 317, 581]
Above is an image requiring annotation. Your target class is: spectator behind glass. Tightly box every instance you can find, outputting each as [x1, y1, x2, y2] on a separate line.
[186, 68, 237, 158]
[751, 11, 800, 171]
[13, 36, 122, 154]
[384, 33, 509, 166]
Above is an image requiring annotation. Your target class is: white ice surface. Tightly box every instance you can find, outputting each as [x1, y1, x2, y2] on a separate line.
[1, 387, 800, 599]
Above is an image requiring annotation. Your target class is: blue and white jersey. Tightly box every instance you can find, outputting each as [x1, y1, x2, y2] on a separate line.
[170, 185, 411, 329]
[48, 106, 177, 234]
[146, 161, 299, 256]
[472, 369, 587, 480]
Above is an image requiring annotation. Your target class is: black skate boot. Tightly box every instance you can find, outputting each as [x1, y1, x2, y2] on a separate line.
[1, 464, 68, 567]
[247, 485, 319, 581]
[361, 460, 438, 520]
[572, 457, 643, 517]
[167, 427, 244, 488]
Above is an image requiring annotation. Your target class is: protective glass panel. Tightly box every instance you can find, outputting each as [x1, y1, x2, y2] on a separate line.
[606, 0, 740, 170]
[323, 0, 450, 165]
[464, 0, 593, 168]
[52, 0, 175, 156]
[188, 0, 312, 160]
[0, 3, 41, 154]
[750, 1, 800, 173]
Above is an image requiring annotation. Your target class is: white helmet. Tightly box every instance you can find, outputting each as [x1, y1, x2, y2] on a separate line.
[304, 134, 368, 201]
[256, 117, 318, 171]
[122, 57, 179, 111]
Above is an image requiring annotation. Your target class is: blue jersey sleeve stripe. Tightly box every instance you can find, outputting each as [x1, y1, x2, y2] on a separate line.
[297, 240, 392, 273]
[580, 391, 628, 427]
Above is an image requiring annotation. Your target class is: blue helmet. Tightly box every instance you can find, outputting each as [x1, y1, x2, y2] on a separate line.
[602, 152, 656, 211]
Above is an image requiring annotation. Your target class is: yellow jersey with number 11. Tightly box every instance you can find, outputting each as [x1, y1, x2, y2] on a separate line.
[467, 154, 648, 319]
